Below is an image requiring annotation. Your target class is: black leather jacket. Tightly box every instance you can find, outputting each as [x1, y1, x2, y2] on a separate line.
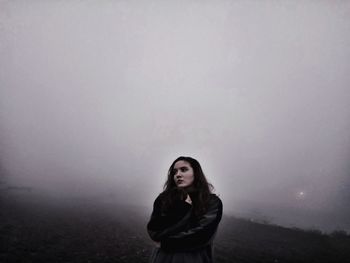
[147, 193, 223, 253]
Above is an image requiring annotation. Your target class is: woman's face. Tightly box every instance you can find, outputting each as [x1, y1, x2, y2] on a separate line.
[173, 160, 195, 188]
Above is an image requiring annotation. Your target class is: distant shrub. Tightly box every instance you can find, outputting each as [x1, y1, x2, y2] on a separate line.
[291, 227, 309, 234]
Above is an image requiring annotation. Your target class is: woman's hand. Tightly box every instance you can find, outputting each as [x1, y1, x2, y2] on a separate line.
[185, 194, 192, 205]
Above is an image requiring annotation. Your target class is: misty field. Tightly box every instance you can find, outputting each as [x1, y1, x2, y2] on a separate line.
[1, 194, 349, 263]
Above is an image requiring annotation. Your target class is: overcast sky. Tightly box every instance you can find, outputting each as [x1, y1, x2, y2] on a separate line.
[1, 0, 350, 232]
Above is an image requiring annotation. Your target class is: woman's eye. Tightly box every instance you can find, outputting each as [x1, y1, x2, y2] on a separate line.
[181, 168, 187, 172]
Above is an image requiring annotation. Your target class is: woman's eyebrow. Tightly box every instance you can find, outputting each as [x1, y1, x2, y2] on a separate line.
[173, 166, 187, 171]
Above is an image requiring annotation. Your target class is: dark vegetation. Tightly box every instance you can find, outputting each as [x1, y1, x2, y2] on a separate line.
[1, 193, 350, 263]
[216, 216, 350, 263]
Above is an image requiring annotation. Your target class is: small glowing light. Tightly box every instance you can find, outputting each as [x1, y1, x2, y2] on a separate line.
[296, 191, 306, 200]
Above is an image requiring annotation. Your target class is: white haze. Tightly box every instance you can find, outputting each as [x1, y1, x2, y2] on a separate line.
[1, 1, 350, 232]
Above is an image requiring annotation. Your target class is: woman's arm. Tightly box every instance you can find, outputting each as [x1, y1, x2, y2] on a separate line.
[161, 195, 223, 252]
[147, 195, 193, 242]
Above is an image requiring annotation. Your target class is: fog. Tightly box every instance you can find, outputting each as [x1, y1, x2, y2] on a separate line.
[1, 1, 350, 232]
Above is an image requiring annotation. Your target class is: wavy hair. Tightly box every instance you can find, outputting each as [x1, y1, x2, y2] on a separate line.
[159, 156, 214, 217]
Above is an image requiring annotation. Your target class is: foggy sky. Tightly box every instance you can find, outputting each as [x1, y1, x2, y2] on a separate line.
[1, 1, 350, 232]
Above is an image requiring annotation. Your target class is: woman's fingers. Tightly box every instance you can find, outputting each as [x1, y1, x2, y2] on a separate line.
[185, 194, 192, 204]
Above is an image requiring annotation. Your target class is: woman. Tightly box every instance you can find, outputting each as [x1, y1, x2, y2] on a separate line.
[147, 156, 223, 263]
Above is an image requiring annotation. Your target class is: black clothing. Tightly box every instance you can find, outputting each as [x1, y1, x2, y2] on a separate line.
[147, 194, 223, 262]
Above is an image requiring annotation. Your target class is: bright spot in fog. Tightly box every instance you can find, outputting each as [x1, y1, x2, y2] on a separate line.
[296, 191, 306, 200]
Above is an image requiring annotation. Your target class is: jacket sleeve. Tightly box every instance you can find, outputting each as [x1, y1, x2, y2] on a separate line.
[161, 195, 223, 252]
[147, 195, 193, 242]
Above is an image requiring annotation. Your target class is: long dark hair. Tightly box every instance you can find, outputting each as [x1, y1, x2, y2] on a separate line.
[159, 156, 214, 218]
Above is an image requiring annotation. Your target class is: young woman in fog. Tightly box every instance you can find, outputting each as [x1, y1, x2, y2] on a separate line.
[147, 156, 223, 263]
